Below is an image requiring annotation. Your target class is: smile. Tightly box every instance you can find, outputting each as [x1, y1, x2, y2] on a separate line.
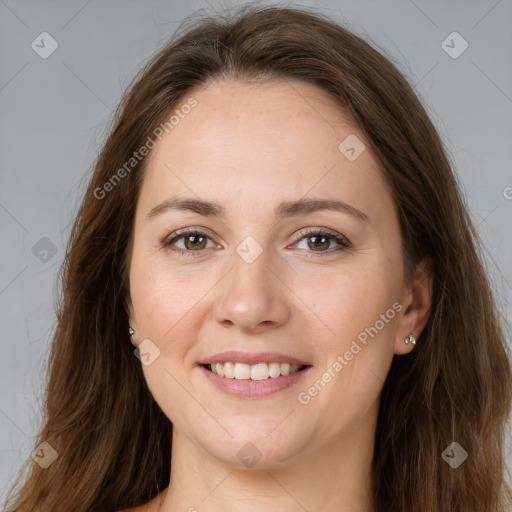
[203, 362, 307, 380]
[199, 362, 313, 399]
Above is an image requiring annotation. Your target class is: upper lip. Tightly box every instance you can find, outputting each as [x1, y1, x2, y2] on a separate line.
[198, 351, 311, 366]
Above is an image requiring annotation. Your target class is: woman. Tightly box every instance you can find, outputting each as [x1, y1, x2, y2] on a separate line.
[4, 5, 511, 512]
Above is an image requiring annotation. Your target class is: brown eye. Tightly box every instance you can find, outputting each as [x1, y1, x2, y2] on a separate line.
[305, 234, 331, 251]
[182, 234, 208, 250]
[294, 228, 351, 257]
[163, 229, 215, 256]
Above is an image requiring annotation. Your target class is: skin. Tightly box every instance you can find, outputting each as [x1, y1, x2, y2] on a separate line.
[124, 78, 433, 512]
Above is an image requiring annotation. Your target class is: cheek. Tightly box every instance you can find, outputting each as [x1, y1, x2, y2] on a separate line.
[294, 257, 400, 412]
[128, 253, 207, 426]
[128, 249, 227, 382]
[130, 243, 198, 327]
[306, 259, 402, 349]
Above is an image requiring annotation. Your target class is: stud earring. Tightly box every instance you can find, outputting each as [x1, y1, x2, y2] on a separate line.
[404, 334, 416, 345]
[128, 327, 135, 336]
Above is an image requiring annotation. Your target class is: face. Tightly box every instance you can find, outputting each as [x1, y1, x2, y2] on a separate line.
[126, 78, 422, 468]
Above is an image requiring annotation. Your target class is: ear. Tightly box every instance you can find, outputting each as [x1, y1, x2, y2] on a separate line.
[394, 258, 433, 355]
[124, 291, 138, 347]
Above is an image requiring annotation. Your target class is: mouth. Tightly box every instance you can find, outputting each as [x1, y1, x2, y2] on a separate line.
[199, 362, 313, 399]
[201, 362, 311, 380]
[198, 351, 313, 398]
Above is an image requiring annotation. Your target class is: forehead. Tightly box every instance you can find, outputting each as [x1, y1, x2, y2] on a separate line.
[138, 78, 391, 220]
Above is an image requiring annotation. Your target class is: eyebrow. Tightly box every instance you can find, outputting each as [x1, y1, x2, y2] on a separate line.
[145, 196, 368, 222]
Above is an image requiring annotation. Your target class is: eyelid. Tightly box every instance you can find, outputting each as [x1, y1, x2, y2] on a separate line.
[162, 227, 218, 251]
[293, 227, 350, 245]
[163, 226, 351, 256]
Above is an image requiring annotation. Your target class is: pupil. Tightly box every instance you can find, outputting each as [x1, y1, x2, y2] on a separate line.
[186, 235, 205, 249]
[309, 235, 329, 250]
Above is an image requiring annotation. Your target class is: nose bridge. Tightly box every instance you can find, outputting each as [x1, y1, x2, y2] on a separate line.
[232, 242, 273, 298]
[213, 237, 291, 330]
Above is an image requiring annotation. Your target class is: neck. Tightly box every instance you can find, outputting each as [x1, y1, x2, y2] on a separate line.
[160, 415, 376, 512]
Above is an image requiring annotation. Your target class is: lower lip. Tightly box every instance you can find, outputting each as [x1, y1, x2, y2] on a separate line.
[198, 364, 313, 399]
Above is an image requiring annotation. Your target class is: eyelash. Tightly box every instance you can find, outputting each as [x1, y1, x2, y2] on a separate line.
[162, 227, 351, 259]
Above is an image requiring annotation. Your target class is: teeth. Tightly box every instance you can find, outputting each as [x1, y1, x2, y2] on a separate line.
[208, 362, 304, 380]
[268, 362, 281, 378]
[223, 362, 235, 378]
[251, 363, 268, 381]
[234, 363, 251, 380]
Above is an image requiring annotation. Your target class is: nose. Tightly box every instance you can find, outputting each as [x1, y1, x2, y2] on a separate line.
[213, 248, 291, 333]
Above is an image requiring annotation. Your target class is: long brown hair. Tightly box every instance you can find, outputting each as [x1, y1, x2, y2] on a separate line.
[4, 5, 511, 511]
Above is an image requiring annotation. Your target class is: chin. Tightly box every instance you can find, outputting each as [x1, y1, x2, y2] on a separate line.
[198, 431, 306, 470]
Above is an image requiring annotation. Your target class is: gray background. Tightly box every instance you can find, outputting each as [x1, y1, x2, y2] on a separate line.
[1, 0, 511, 501]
